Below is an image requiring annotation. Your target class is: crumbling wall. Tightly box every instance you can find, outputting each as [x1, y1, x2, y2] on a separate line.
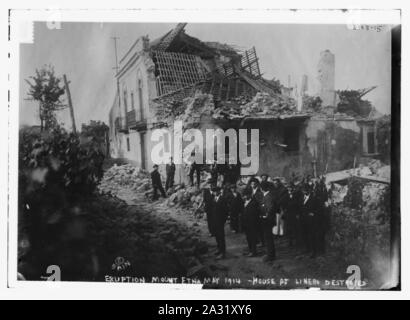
[329, 180, 391, 287]
[241, 120, 313, 179]
[305, 119, 361, 174]
[376, 115, 391, 164]
[154, 94, 224, 185]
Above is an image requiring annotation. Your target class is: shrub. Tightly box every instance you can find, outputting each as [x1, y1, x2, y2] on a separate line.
[18, 125, 106, 279]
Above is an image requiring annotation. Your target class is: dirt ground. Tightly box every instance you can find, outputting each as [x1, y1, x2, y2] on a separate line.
[108, 187, 358, 290]
[20, 172, 378, 289]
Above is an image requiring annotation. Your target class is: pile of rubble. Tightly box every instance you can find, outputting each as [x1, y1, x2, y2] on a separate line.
[241, 92, 297, 116]
[212, 92, 298, 120]
[178, 94, 215, 125]
[362, 182, 389, 211]
[330, 183, 348, 204]
[331, 176, 389, 211]
[98, 164, 151, 196]
[157, 90, 300, 123]
[166, 185, 205, 215]
[212, 96, 252, 120]
[367, 159, 390, 180]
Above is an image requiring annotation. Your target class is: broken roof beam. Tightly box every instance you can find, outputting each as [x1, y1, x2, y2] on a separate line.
[241, 47, 261, 78]
[358, 86, 378, 99]
[155, 23, 188, 51]
[235, 68, 277, 95]
[153, 80, 206, 101]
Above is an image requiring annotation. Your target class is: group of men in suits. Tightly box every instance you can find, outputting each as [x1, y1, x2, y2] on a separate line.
[203, 174, 331, 261]
[152, 158, 331, 260]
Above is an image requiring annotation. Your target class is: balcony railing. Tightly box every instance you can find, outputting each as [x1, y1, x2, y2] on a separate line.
[126, 109, 147, 131]
[126, 110, 137, 129]
[115, 117, 128, 133]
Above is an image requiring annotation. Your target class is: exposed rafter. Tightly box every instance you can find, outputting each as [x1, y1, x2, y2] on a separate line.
[155, 23, 188, 51]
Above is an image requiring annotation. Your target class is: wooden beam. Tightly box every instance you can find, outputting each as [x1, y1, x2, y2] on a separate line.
[63, 74, 77, 135]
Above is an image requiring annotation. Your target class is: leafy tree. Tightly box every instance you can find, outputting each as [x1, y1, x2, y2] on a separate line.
[25, 65, 66, 131]
[81, 121, 110, 156]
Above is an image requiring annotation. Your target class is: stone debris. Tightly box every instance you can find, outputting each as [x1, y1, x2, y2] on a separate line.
[330, 183, 348, 204]
[98, 164, 151, 196]
[159, 91, 300, 123]
[331, 178, 389, 211]
[362, 182, 389, 211]
[167, 185, 204, 216]
[213, 92, 298, 120]
[179, 94, 215, 125]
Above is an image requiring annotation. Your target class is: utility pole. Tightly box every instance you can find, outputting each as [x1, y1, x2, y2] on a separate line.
[112, 37, 121, 114]
[63, 74, 77, 134]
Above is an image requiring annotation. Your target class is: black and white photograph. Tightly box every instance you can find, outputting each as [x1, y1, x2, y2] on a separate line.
[3, 6, 406, 300]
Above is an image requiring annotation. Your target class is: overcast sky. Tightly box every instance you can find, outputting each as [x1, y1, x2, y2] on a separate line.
[19, 22, 393, 127]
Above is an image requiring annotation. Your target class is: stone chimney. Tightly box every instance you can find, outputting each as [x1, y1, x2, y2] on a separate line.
[318, 50, 336, 108]
[297, 74, 308, 112]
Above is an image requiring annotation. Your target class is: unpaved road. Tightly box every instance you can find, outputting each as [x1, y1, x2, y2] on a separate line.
[112, 187, 356, 290]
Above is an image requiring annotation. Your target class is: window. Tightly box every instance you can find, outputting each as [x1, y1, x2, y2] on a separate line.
[367, 131, 376, 154]
[131, 92, 135, 110]
[362, 124, 377, 155]
[126, 137, 131, 152]
[123, 89, 128, 112]
[284, 126, 300, 152]
[138, 79, 144, 119]
[140, 132, 146, 170]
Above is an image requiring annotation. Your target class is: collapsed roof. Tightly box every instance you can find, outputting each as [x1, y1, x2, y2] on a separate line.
[148, 24, 379, 123]
[149, 23, 289, 111]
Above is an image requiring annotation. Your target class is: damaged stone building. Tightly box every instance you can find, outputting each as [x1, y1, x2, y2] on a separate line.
[108, 23, 384, 183]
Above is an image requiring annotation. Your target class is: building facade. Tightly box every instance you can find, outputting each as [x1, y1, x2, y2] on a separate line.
[108, 24, 383, 182]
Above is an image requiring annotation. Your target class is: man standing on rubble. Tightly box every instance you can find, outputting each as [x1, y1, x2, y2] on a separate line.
[188, 152, 202, 188]
[260, 181, 277, 262]
[209, 159, 219, 185]
[165, 157, 176, 192]
[211, 186, 229, 260]
[151, 164, 167, 201]
[203, 180, 215, 237]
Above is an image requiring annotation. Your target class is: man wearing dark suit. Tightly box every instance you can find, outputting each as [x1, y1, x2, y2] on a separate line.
[315, 178, 330, 255]
[212, 187, 229, 259]
[260, 181, 277, 262]
[165, 157, 176, 192]
[261, 174, 274, 192]
[189, 161, 202, 188]
[229, 184, 244, 233]
[242, 191, 260, 257]
[303, 186, 320, 258]
[248, 178, 265, 246]
[151, 165, 166, 201]
[203, 187, 215, 237]
[286, 184, 304, 248]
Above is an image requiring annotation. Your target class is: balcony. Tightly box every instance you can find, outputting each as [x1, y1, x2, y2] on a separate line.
[115, 117, 128, 133]
[126, 109, 147, 131]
